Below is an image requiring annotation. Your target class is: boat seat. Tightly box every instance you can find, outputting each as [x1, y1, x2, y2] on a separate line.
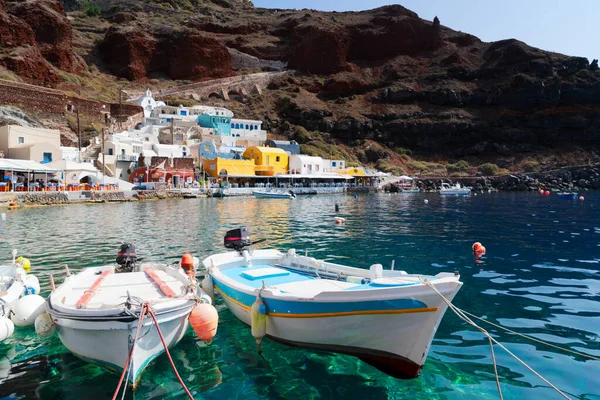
[370, 277, 420, 287]
[241, 267, 290, 281]
[272, 279, 357, 297]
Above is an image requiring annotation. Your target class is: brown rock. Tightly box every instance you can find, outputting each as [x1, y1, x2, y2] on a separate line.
[0, 46, 61, 86]
[288, 23, 349, 74]
[7, 0, 85, 73]
[0, 12, 36, 49]
[100, 25, 232, 81]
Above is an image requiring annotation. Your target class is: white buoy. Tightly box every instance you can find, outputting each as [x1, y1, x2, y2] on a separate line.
[201, 275, 214, 304]
[24, 275, 40, 295]
[0, 213, 6, 221]
[10, 294, 46, 327]
[0, 317, 14, 342]
[424, 199, 429, 204]
[251, 295, 267, 353]
[34, 312, 56, 338]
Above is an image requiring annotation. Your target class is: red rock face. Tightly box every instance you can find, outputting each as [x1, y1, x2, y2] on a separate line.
[0, 12, 36, 49]
[288, 24, 350, 74]
[7, 0, 84, 73]
[0, 46, 61, 86]
[100, 25, 233, 81]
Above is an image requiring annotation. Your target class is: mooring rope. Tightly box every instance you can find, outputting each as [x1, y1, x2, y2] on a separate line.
[420, 277, 572, 400]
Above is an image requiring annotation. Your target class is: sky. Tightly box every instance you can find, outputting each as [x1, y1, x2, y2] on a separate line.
[253, 0, 599, 61]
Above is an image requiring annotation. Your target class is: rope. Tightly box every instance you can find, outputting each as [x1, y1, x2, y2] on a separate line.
[112, 303, 147, 400]
[460, 310, 600, 362]
[420, 278, 572, 400]
[146, 306, 194, 399]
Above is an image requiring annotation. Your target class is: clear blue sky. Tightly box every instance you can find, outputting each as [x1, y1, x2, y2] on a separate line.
[253, 0, 599, 61]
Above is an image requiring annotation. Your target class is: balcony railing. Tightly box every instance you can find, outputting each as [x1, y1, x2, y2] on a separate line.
[117, 155, 137, 162]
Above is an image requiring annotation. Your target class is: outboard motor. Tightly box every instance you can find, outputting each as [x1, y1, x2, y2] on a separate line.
[116, 243, 137, 273]
[224, 227, 266, 253]
[288, 190, 296, 198]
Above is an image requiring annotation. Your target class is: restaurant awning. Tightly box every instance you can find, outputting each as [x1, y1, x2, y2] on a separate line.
[0, 158, 58, 173]
[276, 174, 353, 180]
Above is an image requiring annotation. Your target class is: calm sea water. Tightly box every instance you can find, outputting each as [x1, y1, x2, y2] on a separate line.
[0, 192, 599, 399]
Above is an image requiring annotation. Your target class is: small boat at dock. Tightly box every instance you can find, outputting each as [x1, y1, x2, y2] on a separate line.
[202, 228, 463, 379]
[439, 182, 471, 196]
[252, 190, 295, 199]
[45, 245, 214, 387]
[400, 188, 421, 194]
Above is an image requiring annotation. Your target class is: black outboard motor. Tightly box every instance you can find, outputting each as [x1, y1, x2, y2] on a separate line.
[224, 227, 266, 253]
[116, 243, 137, 273]
[224, 228, 251, 251]
[288, 190, 296, 198]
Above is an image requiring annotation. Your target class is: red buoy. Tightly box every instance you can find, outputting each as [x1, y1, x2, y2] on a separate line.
[472, 242, 483, 252]
[190, 303, 218, 342]
[180, 253, 195, 279]
[579, 196, 584, 201]
[544, 190, 550, 196]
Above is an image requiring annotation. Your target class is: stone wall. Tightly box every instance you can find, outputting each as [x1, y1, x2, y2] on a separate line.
[14, 192, 69, 205]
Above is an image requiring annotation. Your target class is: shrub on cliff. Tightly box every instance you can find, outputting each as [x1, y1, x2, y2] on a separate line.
[447, 160, 470, 173]
[478, 163, 499, 176]
[82, 1, 101, 17]
[522, 160, 539, 172]
[293, 126, 312, 143]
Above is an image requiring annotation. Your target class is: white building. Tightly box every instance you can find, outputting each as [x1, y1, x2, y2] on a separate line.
[127, 89, 166, 119]
[323, 159, 346, 173]
[289, 155, 324, 175]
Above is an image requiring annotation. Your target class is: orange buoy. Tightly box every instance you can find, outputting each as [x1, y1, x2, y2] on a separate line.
[579, 196, 584, 201]
[190, 303, 218, 342]
[539, 189, 544, 194]
[180, 253, 195, 279]
[472, 242, 483, 252]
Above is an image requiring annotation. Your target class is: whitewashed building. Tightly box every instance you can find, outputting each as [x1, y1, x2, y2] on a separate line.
[127, 89, 166, 119]
[289, 155, 324, 175]
[323, 159, 346, 173]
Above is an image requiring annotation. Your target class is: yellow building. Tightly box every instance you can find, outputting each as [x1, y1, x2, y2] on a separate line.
[202, 157, 256, 178]
[242, 146, 288, 176]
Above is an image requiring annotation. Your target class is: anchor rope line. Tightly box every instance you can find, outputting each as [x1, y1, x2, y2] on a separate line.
[146, 306, 195, 399]
[460, 310, 600, 362]
[112, 303, 147, 400]
[420, 278, 571, 400]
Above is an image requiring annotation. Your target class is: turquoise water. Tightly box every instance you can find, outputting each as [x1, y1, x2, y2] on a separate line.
[0, 192, 599, 399]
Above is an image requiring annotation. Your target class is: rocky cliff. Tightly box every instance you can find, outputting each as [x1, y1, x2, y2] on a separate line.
[1, 0, 599, 173]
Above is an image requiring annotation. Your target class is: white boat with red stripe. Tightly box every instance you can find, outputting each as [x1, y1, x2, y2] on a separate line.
[46, 244, 208, 387]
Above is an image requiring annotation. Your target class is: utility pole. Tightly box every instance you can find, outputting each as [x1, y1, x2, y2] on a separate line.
[170, 118, 174, 145]
[102, 104, 106, 187]
[77, 108, 81, 162]
[118, 89, 123, 130]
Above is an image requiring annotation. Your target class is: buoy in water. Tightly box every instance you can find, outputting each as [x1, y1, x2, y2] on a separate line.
[251, 295, 267, 353]
[472, 242, 486, 258]
[539, 189, 544, 194]
[24, 274, 39, 295]
[34, 312, 56, 338]
[335, 217, 345, 225]
[180, 253, 195, 279]
[353, 194, 358, 199]
[0, 213, 5, 221]
[579, 196, 584, 201]
[16, 257, 31, 273]
[424, 199, 429, 204]
[190, 302, 219, 342]
[545, 190, 550, 196]
[0, 317, 14, 342]
[10, 294, 46, 327]
[201, 275, 214, 304]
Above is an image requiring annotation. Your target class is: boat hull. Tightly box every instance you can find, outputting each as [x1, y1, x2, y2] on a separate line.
[252, 191, 292, 199]
[51, 303, 193, 386]
[213, 280, 460, 378]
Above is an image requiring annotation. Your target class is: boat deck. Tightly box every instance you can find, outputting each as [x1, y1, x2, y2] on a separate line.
[221, 264, 423, 297]
[61, 267, 187, 310]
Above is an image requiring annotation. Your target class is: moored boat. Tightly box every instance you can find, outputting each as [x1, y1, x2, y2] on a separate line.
[439, 182, 471, 196]
[202, 228, 462, 379]
[557, 192, 578, 199]
[252, 190, 295, 199]
[400, 188, 421, 194]
[45, 245, 214, 387]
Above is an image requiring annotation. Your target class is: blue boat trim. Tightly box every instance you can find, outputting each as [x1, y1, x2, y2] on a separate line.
[212, 276, 431, 315]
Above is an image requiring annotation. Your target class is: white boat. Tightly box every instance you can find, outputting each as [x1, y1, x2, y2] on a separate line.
[202, 228, 463, 379]
[439, 182, 471, 196]
[46, 245, 207, 387]
[252, 190, 295, 199]
[1, 251, 39, 318]
[400, 188, 421, 194]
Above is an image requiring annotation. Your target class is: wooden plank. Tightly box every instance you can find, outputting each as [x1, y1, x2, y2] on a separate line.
[75, 269, 112, 309]
[144, 267, 176, 298]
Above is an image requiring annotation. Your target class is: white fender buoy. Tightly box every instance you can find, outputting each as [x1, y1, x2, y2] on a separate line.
[251, 295, 267, 353]
[0, 317, 14, 342]
[11, 294, 46, 327]
[34, 312, 56, 338]
[424, 199, 429, 204]
[24, 275, 40, 295]
[201, 275, 214, 304]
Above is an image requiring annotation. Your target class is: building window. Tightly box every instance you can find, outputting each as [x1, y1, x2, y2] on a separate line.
[250, 125, 253, 130]
[245, 124, 249, 129]
[276, 156, 280, 162]
[231, 123, 235, 128]
[43, 152, 52, 163]
[235, 123, 240, 129]
[255, 125, 258, 130]
[18, 137, 24, 144]
[108, 149, 113, 155]
[332, 161, 336, 166]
